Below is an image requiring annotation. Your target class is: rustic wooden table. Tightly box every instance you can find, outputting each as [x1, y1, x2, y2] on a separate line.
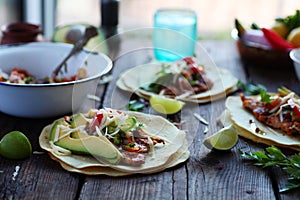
[1, 38, 300, 200]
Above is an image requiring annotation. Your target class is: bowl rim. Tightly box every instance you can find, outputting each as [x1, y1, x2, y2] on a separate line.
[0, 42, 112, 88]
[290, 48, 300, 64]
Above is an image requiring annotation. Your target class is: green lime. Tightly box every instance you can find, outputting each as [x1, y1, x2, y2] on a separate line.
[0, 131, 32, 159]
[149, 95, 185, 114]
[203, 125, 238, 150]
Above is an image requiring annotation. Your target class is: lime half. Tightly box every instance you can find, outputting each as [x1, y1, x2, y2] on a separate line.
[203, 125, 238, 150]
[149, 95, 185, 114]
[0, 131, 32, 159]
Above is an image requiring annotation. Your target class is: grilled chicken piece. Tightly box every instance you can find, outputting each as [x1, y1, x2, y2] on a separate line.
[240, 93, 300, 135]
[120, 151, 146, 166]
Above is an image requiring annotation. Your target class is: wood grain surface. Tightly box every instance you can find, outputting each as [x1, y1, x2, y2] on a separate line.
[0, 40, 299, 200]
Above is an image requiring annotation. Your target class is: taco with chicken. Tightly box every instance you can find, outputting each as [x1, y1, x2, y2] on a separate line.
[224, 87, 300, 151]
[116, 57, 238, 103]
[39, 108, 189, 174]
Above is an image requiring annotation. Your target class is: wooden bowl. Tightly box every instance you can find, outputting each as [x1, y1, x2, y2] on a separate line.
[232, 29, 293, 68]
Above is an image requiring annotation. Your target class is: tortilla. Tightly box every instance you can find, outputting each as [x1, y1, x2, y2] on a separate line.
[224, 96, 300, 151]
[48, 140, 190, 176]
[39, 110, 189, 175]
[116, 61, 238, 103]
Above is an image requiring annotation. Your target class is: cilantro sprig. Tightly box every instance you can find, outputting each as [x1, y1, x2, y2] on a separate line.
[239, 146, 300, 192]
[260, 89, 271, 103]
[237, 81, 271, 103]
[237, 81, 266, 95]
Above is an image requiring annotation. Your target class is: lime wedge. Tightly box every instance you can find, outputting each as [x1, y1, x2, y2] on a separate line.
[203, 125, 238, 150]
[0, 131, 32, 159]
[149, 95, 185, 114]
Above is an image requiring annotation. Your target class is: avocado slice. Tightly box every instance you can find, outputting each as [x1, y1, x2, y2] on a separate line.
[70, 113, 90, 128]
[52, 23, 108, 54]
[55, 135, 122, 164]
[49, 120, 122, 164]
[49, 120, 65, 141]
[70, 113, 92, 139]
[71, 131, 89, 139]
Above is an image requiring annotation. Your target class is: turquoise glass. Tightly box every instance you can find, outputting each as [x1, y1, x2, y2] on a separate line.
[153, 9, 197, 62]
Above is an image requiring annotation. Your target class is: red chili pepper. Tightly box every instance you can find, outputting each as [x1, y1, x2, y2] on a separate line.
[261, 28, 295, 50]
[292, 106, 300, 118]
[183, 57, 195, 64]
[90, 113, 104, 131]
[96, 113, 104, 123]
[116, 110, 123, 114]
[12, 67, 31, 77]
[183, 57, 204, 74]
[266, 99, 281, 110]
[190, 66, 203, 74]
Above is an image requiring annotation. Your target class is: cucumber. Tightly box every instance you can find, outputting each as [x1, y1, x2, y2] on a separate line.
[120, 117, 137, 132]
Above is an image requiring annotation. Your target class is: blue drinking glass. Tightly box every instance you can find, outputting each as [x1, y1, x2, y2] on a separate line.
[153, 9, 197, 62]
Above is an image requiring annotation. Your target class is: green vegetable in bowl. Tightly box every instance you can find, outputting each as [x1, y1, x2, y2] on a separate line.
[274, 10, 300, 37]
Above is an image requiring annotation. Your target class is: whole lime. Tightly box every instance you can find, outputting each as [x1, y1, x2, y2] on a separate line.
[0, 131, 32, 159]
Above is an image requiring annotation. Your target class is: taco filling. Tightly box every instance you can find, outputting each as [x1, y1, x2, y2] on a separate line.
[140, 57, 213, 98]
[240, 88, 300, 135]
[49, 108, 165, 166]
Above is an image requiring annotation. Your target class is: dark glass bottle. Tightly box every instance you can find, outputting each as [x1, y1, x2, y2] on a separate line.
[100, 0, 119, 38]
[100, 0, 120, 59]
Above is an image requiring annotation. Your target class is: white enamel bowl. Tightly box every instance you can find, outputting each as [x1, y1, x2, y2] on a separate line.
[0, 42, 112, 118]
[290, 48, 300, 81]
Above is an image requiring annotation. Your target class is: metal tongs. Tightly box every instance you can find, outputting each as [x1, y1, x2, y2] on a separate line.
[51, 26, 98, 82]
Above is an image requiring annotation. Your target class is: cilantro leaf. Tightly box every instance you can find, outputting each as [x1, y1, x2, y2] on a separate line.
[239, 146, 300, 193]
[260, 89, 271, 103]
[237, 81, 266, 95]
[280, 179, 300, 193]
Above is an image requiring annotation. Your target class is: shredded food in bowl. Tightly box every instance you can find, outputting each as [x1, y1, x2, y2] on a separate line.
[0, 67, 87, 84]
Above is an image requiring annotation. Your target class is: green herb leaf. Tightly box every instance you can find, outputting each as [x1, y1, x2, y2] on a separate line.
[239, 146, 300, 193]
[275, 10, 300, 33]
[260, 89, 271, 103]
[280, 178, 300, 193]
[237, 81, 266, 95]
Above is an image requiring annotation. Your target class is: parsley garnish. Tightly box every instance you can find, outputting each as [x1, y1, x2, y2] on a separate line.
[128, 143, 135, 148]
[260, 89, 271, 103]
[237, 81, 266, 95]
[239, 146, 300, 192]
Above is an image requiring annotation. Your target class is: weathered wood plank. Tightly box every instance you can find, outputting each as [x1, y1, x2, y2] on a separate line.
[0, 113, 81, 200]
[191, 41, 276, 199]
